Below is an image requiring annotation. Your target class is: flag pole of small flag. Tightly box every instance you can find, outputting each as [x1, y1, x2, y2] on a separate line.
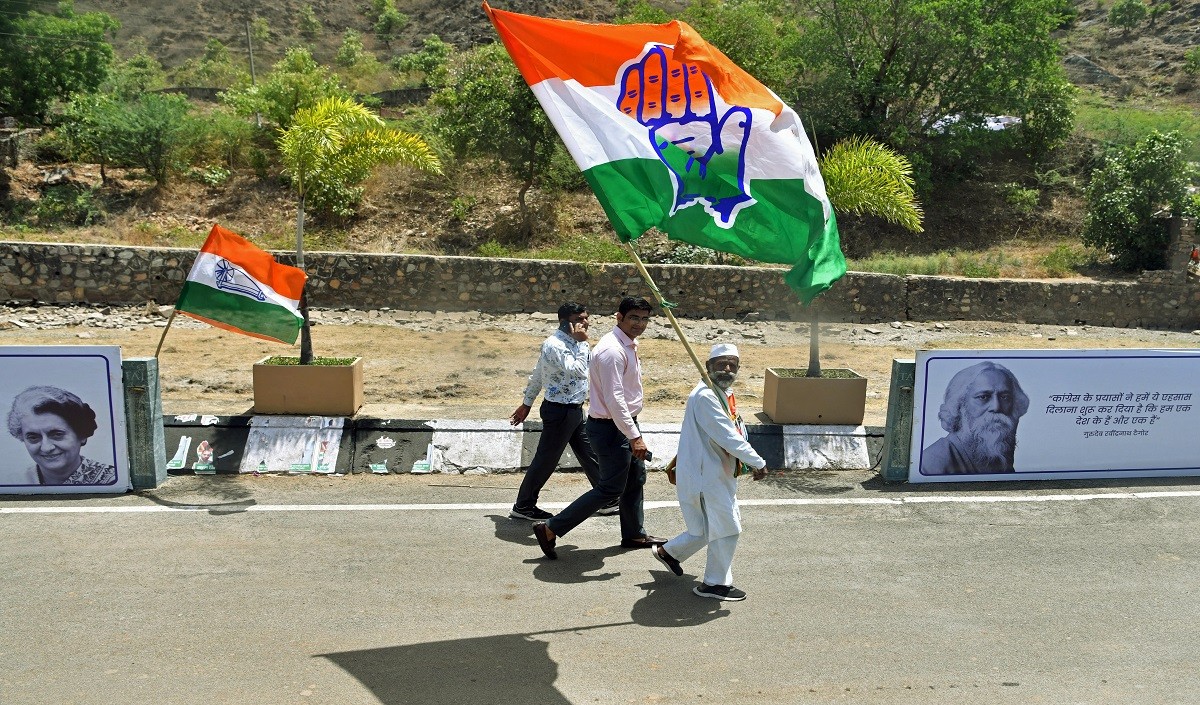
[482, 2, 846, 305]
[156, 224, 307, 356]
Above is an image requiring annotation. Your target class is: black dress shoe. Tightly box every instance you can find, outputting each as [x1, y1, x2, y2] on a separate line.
[533, 522, 557, 559]
[620, 535, 667, 549]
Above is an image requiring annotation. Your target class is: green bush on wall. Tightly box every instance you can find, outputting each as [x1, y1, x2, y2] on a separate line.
[1082, 131, 1195, 271]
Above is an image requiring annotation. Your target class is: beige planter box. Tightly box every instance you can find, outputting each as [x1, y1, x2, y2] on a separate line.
[762, 367, 867, 425]
[252, 356, 364, 416]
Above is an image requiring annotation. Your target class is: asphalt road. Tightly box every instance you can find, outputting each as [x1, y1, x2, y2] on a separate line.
[3, 470, 1199, 705]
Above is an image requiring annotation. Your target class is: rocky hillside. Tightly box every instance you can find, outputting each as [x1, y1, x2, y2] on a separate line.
[19, 0, 1200, 265]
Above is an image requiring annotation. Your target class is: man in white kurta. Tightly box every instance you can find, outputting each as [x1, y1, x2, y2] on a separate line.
[653, 344, 766, 601]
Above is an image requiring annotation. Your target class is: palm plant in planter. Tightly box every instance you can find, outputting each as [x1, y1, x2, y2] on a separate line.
[809, 136, 924, 375]
[253, 97, 441, 415]
[764, 137, 923, 424]
[277, 96, 442, 364]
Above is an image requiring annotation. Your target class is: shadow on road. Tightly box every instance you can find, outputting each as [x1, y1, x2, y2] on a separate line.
[526, 545, 626, 584]
[630, 575, 729, 627]
[136, 476, 258, 515]
[322, 633, 574, 705]
[861, 474, 1200, 494]
[760, 470, 854, 495]
[487, 513, 538, 547]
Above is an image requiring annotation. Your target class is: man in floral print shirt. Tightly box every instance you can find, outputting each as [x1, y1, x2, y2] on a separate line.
[509, 302, 612, 520]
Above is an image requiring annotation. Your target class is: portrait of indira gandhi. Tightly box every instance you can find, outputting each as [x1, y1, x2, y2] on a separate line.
[4, 385, 117, 486]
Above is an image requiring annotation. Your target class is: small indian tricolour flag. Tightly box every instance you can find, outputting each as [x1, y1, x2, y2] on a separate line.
[484, 3, 846, 304]
[175, 224, 307, 344]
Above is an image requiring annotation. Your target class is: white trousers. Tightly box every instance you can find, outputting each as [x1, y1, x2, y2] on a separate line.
[663, 494, 741, 587]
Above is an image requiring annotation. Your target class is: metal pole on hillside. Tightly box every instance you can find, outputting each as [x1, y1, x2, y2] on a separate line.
[245, 19, 261, 129]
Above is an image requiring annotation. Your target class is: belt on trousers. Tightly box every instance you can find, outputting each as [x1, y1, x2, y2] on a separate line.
[588, 415, 637, 423]
[544, 400, 583, 409]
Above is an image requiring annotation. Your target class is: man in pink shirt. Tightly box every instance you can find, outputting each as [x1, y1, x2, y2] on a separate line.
[534, 297, 666, 559]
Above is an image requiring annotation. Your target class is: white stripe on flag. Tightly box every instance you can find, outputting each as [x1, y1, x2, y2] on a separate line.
[187, 251, 301, 314]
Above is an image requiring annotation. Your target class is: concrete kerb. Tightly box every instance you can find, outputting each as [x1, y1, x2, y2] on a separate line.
[161, 414, 885, 477]
[123, 355, 890, 487]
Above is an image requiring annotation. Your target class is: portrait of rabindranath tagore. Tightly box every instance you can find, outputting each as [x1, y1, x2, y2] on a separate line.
[920, 361, 1030, 475]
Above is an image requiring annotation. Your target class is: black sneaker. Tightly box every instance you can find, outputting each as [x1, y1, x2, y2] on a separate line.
[594, 501, 620, 516]
[510, 506, 553, 521]
[652, 545, 683, 576]
[693, 584, 747, 601]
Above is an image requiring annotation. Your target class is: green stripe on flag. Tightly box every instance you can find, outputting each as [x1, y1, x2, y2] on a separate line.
[584, 158, 846, 304]
[176, 281, 302, 344]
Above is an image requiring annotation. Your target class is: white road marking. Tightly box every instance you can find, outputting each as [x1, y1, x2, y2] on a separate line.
[4, 490, 1200, 514]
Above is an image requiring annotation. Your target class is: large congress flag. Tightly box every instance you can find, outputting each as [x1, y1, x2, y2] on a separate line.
[484, 3, 845, 303]
[175, 224, 307, 344]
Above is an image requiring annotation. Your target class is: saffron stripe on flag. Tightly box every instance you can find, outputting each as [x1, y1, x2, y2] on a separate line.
[198, 224, 306, 300]
[485, 3, 781, 112]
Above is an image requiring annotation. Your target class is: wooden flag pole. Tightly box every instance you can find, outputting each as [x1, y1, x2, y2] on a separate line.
[153, 309, 177, 359]
[620, 242, 725, 405]
[623, 241, 757, 477]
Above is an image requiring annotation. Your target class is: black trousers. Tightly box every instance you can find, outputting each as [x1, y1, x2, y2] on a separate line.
[513, 401, 601, 509]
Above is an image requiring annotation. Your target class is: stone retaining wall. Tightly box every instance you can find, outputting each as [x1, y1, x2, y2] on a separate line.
[3, 241, 1200, 329]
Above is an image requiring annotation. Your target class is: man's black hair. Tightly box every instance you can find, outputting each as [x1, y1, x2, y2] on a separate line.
[557, 301, 587, 321]
[617, 296, 653, 316]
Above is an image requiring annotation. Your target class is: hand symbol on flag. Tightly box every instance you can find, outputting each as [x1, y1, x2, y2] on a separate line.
[618, 44, 753, 226]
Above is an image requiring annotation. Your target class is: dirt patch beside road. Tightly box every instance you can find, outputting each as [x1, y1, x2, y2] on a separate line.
[3, 304, 1198, 425]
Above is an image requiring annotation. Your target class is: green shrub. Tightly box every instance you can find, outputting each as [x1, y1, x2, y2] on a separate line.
[661, 243, 718, 265]
[249, 147, 271, 180]
[1020, 77, 1076, 161]
[190, 165, 231, 187]
[1185, 47, 1200, 76]
[1082, 131, 1194, 271]
[33, 185, 103, 226]
[450, 196, 476, 222]
[1040, 244, 1088, 277]
[1003, 183, 1040, 215]
[184, 108, 256, 169]
[958, 255, 1002, 278]
[477, 240, 512, 258]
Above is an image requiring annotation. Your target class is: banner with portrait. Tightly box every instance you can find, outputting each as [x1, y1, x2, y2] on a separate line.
[0, 346, 130, 494]
[909, 349, 1200, 483]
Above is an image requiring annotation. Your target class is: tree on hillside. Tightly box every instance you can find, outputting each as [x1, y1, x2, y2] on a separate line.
[222, 47, 350, 129]
[277, 96, 442, 363]
[791, 0, 1071, 150]
[1082, 131, 1196, 272]
[103, 43, 167, 101]
[1108, 0, 1148, 37]
[59, 92, 192, 186]
[172, 39, 248, 89]
[431, 43, 563, 237]
[393, 35, 452, 87]
[299, 4, 322, 39]
[372, 0, 408, 45]
[0, 0, 118, 123]
[59, 94, 122, 184]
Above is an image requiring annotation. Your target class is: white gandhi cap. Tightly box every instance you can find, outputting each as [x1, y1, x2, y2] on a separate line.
[708, 343, 739, 360]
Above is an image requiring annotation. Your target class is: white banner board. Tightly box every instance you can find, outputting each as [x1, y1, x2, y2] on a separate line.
[0, 346, 130, 493]
[909, 349, 1200, 482]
